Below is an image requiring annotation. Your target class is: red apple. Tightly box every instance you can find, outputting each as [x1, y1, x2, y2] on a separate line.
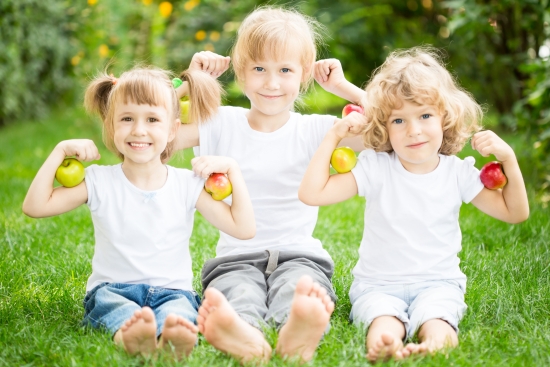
[331, 146, 357, 174]
[55, 158, 85, 188]
[480, 161, 507, 190]
[342, 104, 364, 118]
[205, 173, 232, 200]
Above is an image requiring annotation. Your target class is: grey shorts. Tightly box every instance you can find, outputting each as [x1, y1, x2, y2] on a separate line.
[201, 250, 337, 331]
[350, 280, 466, 339]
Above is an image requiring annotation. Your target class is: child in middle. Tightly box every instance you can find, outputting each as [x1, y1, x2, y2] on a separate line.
[174, 6, 366, 363]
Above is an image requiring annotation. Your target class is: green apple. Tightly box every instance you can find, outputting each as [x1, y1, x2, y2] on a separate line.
[56, 158, 85, 188]
[180, 99, 190, 124]
[205, 173, 232, 201]
[331, 146, 357, 173]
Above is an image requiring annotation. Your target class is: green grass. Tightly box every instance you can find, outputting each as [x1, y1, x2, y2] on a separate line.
[1, 108, 549, 366]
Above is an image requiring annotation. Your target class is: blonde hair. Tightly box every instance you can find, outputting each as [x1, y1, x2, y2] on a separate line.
[84, 66, 222, 161]
[231, 6, 325, 92]
[361, 46, 483, 155]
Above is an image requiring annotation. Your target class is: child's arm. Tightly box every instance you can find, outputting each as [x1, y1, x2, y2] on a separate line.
[314, 59, 366, 152]
[22, 139, 100, 218]
[193, 156, 255, 239]
[314, 59, 365, 105]
[299, 112, 367, 206]
[173, 52, 230, 151]
[470, 130, 529, 224]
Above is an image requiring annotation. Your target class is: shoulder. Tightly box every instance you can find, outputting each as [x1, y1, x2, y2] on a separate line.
[440, 155, 478, 173]
[294, 112, 336, 125]
[357, 149, 391, 165]
[168, 166, 204, 185]
[217, 105, 248, 119]
[85, 164, 119, 181]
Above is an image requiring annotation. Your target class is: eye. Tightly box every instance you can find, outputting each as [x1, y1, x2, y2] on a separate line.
[121, 117, 132, 122]
[421, 114, 431, 119]
[281, 68, 290, 73]
[254, 67, 264, 72]
[147, 117, 159, 123]
[392, 118, 403, 124]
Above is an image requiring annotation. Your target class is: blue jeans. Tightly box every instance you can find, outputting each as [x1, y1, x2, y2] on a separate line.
[82, 283, 201, 337]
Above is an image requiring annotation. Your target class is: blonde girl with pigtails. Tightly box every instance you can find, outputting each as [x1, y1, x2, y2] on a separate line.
[22, 66, 255, 359]
[172, 6, 369, 364]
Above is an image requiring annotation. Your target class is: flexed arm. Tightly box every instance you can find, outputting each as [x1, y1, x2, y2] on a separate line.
[22, 139, 100, 218]
[470, 130, 529, 223]
[299, 112, 367, 206]
[193, 156, 255, 240]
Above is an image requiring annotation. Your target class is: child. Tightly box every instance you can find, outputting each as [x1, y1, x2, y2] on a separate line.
[299, 47, 529, 362]
[173, 6, 366, 363]
[22, 66, 255, 359]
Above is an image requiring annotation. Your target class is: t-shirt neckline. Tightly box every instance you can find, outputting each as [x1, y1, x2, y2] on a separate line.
[116, 163, 172, 194]
[392, 152, 444, 179]
[238, 108, 296, 139]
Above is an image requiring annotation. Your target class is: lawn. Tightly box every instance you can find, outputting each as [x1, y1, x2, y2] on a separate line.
[0, 107, 549, 367]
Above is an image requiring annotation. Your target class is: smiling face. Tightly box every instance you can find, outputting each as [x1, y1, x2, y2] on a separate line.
[242, 53, 304, 120]
[113, 101, 177, 166]
[387, 100, 444, 174]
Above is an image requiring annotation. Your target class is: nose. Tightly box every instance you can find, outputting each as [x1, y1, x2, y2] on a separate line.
[264, 72, 279, 90]
[407, 120, 422, 137]
[131, 119, 147, 136]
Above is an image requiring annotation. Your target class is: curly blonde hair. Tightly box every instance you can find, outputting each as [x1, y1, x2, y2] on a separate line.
[361, 47, 483, 155]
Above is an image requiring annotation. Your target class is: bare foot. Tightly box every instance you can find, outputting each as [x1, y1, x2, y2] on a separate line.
[197, 287, 271, 364]
[367, 333, 410, 362]
[275, 275, 335, 363]
[158, 313, 198, 359]
[115, 307, 157, 356]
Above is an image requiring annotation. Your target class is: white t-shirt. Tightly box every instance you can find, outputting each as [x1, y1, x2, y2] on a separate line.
[195, 106, 336, 258]
[85, 164, 204, 292]
[349, 150, 484, 302]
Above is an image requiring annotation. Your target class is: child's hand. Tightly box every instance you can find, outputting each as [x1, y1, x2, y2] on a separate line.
[331, 112, 368, 140]
[471, 130, 515, 162]
[314, 59, 348, 94]
[191, 156, 238, 179]
[56, 139, 100, 161]
[189, 51, 230, 78]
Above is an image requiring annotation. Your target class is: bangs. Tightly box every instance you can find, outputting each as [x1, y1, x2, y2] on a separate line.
[245, 22, 310, 64]
[113, 74, 172, 109]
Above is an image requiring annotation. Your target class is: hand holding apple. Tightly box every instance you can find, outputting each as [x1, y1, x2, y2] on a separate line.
[480, 161, 507, 190]
[331, 146, 357, 173]
[205, 173, 232, 200]
[56, 158, 85, 187]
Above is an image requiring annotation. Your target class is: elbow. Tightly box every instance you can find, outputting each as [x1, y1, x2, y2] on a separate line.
[22, 202, 38, 218]
[235, 225, 256, 240]
[507, 208, 530, 224]
[298, 189, 316, 207]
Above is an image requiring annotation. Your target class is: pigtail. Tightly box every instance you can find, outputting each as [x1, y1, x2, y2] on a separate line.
[179, 69, 223, 124]
[84, 72, 117, 120]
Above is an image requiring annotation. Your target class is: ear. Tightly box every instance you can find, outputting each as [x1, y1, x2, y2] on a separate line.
[168, 119, 180, 142]
[301, 64, 313, 84]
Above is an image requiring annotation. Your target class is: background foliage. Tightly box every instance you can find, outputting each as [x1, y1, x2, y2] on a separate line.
[1, 0, 549, 190]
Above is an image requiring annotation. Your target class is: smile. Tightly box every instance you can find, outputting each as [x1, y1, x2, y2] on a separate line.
[407, 142, 427, 148]
[128, 142, 151, 149]
[259, 93, 283, 99]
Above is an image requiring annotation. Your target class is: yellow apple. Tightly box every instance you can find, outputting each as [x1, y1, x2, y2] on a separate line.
[330, 147, 357, 173]
[205, 173, 232, 200]
[180, 99, 190, 124]
[56, 158, 85, 187]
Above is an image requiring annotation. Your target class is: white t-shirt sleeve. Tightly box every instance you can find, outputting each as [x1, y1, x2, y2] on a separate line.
[302, 113, 337, 158]
[457, 156, 484, 203]
[177, 169, 205, 212]
[194, 106, 231, 157]
[85, 164, 102, 212]
[351, 149, 382, 199]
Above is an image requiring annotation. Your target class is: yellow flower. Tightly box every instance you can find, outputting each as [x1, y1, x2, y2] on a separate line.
[195, 30, 206, 41]
[142, 0, 152, 5]
[99, 44, 109, 58]
[88, 0, 97, 5]
[209, 31, 220, 42]
[184, 0, 199, 11]
[71, 55, 81, 66]
[159, 2, 173, 18]
[204, 43, 214, 52]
